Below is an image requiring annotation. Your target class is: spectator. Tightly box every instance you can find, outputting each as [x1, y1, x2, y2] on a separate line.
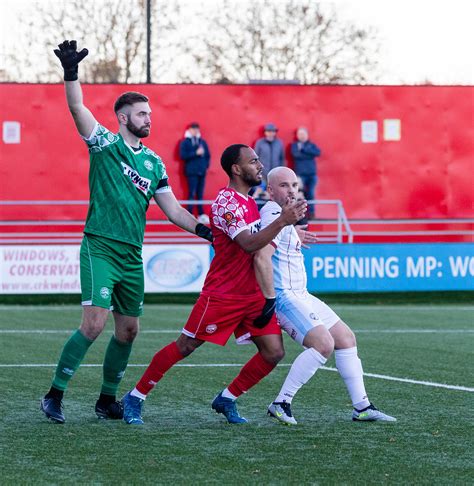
[291, 127, 321, 218]
[255, 123, 285, 179]
[179, 122, 211, 223]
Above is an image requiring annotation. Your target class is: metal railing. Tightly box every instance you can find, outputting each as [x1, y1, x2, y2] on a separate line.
[0, 199, 353, 244]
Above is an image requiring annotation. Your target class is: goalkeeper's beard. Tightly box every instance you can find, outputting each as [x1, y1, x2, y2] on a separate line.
[126, 119, 150, 139]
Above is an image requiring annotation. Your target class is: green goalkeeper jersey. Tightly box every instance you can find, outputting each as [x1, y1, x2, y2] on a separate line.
[82, 122, 171, 248]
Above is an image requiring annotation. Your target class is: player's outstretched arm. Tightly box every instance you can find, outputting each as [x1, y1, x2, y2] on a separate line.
[234, 198, 307, 253]
[253, 245, 277, 328]
[254, 245, 276, 298]
[153, 191, 213, 242]
[54, 40, 96, 138]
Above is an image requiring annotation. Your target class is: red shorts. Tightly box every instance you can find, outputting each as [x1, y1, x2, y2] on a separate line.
[182, 293, 280, 346]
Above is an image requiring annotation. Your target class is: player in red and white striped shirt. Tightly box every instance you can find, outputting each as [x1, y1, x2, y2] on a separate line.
[122, 144, 307, 424]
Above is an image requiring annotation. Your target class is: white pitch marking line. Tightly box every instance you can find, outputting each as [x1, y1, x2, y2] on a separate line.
[0, 305, 473, 312]
[354, 329, 474, 334]
[321, 367, 474, 393]
[0, 329, 473, 334]
[0, 363, 472, 392]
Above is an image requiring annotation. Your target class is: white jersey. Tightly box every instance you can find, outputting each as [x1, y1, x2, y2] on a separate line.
[260, 200, 307, 292]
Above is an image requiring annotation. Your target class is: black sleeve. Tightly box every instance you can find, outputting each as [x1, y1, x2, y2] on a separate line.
[156, 177, 170, 190]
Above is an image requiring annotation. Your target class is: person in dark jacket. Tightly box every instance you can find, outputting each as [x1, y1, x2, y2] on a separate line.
[179, 122, 211, 223]
[291, 127, 321, 218]
[254, 123, 285, 179]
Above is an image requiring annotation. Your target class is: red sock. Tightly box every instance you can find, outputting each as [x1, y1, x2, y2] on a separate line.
[135, 341, 184, 396]
[227, 352, 276, 398]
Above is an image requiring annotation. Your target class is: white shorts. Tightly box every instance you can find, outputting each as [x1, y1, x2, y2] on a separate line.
[276, 289, 340, 345]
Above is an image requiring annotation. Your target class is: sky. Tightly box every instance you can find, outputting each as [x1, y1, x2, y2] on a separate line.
[0, 0, 473, 84]
[340, 0, 474, 84]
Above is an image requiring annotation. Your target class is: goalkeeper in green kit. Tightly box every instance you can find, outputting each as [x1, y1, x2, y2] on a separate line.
[40, 40, 213, 423]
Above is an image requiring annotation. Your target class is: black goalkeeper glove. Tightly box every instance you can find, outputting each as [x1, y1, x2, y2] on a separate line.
[195, 223, 213, 243]
[53, 40, 88, 81]
[253, 298, 276, 329]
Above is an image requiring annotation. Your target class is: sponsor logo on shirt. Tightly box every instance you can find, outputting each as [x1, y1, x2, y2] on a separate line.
[121, 162, 151, 193]
[249, 219, 261, 234]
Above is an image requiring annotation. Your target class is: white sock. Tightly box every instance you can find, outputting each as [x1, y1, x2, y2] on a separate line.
[335, 347, 370, 410]
[274, 348, 327, 404]
[221, 387, 237, 401]
[130, 387, 147, 400]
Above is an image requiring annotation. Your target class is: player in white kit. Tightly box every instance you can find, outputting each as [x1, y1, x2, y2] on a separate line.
[254, 167, 396, 425]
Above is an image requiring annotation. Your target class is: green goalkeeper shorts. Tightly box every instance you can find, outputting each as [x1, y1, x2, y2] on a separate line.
[80, 233, 144, 317]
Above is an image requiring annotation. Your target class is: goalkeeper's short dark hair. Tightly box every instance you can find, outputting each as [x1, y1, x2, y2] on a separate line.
[114, 92, 149, 113]
[221, 144, 249, 177]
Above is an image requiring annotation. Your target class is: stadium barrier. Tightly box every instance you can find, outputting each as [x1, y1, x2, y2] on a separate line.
[0, 199, 354, 243]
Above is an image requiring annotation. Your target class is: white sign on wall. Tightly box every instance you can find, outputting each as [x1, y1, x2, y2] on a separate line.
[383, 119, 401, 141]
[361, 120, 378, 143]
[3, 121, 21, 144]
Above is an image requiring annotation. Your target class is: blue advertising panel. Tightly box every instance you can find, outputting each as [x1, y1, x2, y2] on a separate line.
[303, 243, 474, 292]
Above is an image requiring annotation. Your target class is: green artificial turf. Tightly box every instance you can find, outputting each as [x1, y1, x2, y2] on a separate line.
[0, 302, 473, 484]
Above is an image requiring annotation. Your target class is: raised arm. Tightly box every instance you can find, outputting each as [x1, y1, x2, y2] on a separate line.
[54, 40, 96, 138]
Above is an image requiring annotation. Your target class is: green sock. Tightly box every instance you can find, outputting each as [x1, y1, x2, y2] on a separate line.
[52, 330, 93, 391]
[101, 335, 133, 396]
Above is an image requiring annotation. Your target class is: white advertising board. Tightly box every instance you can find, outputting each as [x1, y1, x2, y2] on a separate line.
[0, 244, 210, 294]
[0, 246, 81, 294]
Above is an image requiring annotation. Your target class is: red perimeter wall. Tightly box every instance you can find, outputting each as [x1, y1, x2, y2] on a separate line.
[0, 84, 472, 220]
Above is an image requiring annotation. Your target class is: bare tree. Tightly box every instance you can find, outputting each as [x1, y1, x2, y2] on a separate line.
[176, 0, 380, 84]
[1, 0, 179, 83]
[1, 0, 379, 84]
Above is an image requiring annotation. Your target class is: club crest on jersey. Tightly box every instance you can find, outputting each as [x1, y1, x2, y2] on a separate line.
[224, 212, 235, 225]
[100, 287, 110, 299]
[121, 162, 151, 193]
[206, 324, 217, 334]
[144, 160, 153, 171]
